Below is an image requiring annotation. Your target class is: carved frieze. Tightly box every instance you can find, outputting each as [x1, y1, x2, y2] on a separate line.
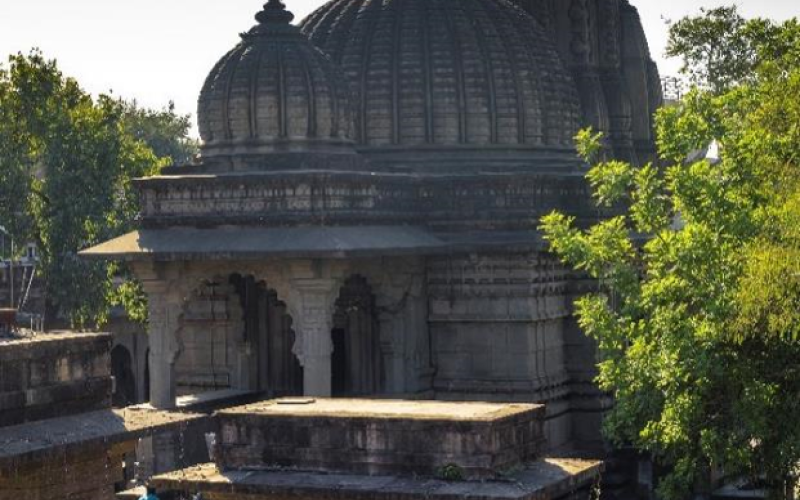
[135, 172, 594, 232]
[427, 252, 571, 323]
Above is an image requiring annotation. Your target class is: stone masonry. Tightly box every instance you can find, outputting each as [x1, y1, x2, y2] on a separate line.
[216, 398, 546, 479]
[0, 332, 112, 427]
[152, 398, 602, 500]
[0, 406, 213, 500]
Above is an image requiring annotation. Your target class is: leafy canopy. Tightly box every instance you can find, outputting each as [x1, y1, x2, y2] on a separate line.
[542, 10, 800, 500]
[0, 50, 195, 328]
[667, 6, 800, 94]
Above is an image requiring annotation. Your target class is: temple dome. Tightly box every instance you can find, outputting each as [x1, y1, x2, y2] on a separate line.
[301, 0, 583, 171]
[198, 0, 357, 161]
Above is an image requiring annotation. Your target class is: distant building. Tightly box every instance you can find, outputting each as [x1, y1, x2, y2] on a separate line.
[0, 235, 43, 322]
[661, 75, 686, 106]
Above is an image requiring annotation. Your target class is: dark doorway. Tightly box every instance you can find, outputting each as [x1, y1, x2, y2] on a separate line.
[331, 275, 383, 396]
[143, 348, 150, 402]
[111, 345, 136, 407]
[262, 288, 303, 396]
[331, 328, 347, 395]
[230, 274, 303, 397]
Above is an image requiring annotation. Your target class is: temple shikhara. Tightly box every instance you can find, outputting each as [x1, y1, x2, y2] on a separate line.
[1, 1, 663, 498]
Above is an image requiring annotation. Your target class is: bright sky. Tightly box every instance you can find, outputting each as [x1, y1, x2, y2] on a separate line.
[0, 1, 796, 137]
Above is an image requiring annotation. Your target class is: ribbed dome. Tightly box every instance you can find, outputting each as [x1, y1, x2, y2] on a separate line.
[301, 0, 583, 170]
[198, 0, 357, 160]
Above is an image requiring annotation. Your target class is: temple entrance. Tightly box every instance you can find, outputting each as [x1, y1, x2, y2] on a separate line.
[230, 275, 303, 397]
[331, 275, 383, 396]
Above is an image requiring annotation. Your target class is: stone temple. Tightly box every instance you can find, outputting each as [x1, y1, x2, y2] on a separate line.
[84, 0, 661, 456]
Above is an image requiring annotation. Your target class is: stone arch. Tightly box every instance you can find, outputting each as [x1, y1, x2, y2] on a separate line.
[338, 257, 429, 395]
[331, 274, 384, 396]
[169, 270, 304, 398]
[111, 344, 136, 407]
[229, 273, 303, 397]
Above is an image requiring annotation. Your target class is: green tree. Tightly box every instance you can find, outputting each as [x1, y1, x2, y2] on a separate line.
[541, 12, 800, 500]
[0, 50, 188, 327]
[666, 6, 800, 94]
[121, 100, 198, 166]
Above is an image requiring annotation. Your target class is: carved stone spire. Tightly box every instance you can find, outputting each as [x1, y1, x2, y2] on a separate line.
[255, 0, 295, 25]
[197, 0, 358, 168]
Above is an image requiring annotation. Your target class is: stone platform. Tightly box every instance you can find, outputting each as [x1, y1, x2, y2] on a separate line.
[0, 407, 209, 472]
[0, 407, 213, 500]
[152, 459, 602, 500]
[217, 398, 545, 479]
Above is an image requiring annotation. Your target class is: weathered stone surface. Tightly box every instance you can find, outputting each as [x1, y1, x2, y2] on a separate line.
[126, 170, 595, 231]
[0, 406, 214, 500]
[152, 459, 602, 500]
[301, 0, 661, 170]
[216, 398, 545, 479]
[301, 0, 582, 166]
[81, 226, 448, 261]
[0, 407, 211, 473]
[198, 0, 358, 164]
[0, 443, 128, 500]
[0, 332, 112, 426]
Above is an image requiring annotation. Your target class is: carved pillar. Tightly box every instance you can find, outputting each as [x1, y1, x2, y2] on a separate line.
[289, 279, 337, 397]
[376, 308, 403, 394]
[142, 279, 181, 409]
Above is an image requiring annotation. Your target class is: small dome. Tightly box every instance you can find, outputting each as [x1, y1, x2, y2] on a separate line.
[198, 0, 358, 161]
[301, 0, 583, 171]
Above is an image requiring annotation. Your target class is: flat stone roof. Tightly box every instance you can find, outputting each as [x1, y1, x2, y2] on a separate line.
[0, 407, 210, 472]
[0, 330, 109, 346]
[220, 398, 543, 422]
[153, 459, 602, 500]
[80, 226, 447, 261]
[0, 331, 111, 361]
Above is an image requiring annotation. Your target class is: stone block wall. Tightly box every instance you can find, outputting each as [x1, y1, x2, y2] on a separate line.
[428, 253, 570, 396]
[175, 282, 244, 395]
[0, 332, 112, 427]
[0, 441, 129, 500]
[216, 399, 546, 479]
[427, 252, 579, 451]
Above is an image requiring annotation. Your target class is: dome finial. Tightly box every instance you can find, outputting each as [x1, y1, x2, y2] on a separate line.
[256, 0, 295, 25]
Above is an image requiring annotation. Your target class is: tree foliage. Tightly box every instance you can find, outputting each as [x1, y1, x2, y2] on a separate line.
[0, 50, 192, 327]
[121, 100, 198, 166]
[542, 11, 800, 500]
[667, 6, 800, 94]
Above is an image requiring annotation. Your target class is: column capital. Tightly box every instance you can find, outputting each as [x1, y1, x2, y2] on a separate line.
[284, 277, 341, 398]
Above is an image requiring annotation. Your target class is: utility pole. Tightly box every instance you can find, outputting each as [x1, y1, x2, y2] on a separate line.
[9, 238, 13, 309]
[0, 226, 13, 309]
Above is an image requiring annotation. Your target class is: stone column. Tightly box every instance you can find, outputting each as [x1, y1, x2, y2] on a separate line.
[142, 280, 181, 409]
[289, 279, 337, 397]
[376, 309, 403, 394]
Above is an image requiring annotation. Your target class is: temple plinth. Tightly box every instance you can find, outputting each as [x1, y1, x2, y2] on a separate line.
[216, 398, 546, 479]
[152, 399, 601, 500]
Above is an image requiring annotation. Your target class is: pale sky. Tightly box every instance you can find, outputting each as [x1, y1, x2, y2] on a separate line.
[0, 1, 796, 137]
